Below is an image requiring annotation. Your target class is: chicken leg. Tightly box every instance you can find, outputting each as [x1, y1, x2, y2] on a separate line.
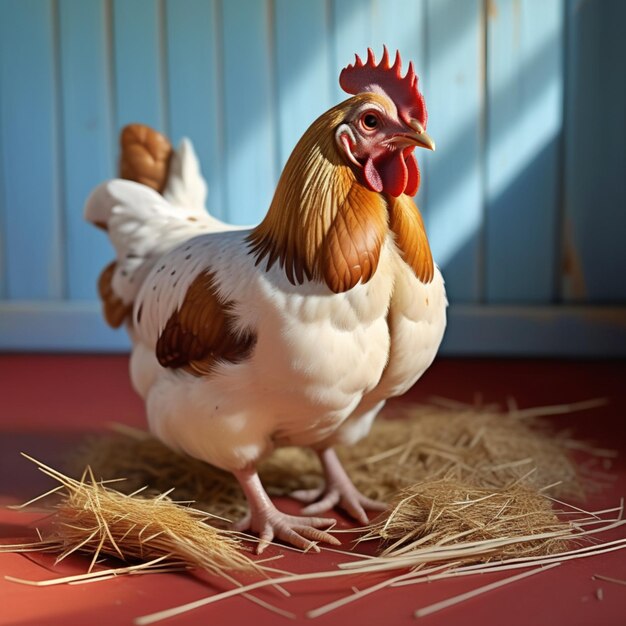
[291, 448, 387, 524]
[233, 469, 340, 554]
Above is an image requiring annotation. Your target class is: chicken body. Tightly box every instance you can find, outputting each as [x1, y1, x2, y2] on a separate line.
[132, 227, 445, 471]
[86, 67, 447, 551]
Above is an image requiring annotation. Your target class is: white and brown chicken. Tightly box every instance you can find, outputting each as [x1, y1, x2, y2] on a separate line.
[85, 48, 447, 553]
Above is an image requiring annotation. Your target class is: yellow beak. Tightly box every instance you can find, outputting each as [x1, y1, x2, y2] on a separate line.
[407, 119, 436, 151]
[409, 130, 436, 151]
[390, 130, 436, 152]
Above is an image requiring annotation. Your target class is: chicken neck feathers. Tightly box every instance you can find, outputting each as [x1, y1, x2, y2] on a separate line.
[86, 97, 438, 389]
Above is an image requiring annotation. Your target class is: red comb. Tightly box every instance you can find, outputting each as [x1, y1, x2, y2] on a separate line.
[339, 46, 427, 128]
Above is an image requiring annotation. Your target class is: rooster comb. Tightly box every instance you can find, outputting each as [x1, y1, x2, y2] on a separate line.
[339, 46, 427, 127]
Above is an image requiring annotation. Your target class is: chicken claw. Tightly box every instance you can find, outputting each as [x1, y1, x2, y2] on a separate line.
[291, 448, 387, 525]
[234, 470, 339, 554]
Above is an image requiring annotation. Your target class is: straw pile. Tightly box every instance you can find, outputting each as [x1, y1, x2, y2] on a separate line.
[71, 428, 250, 525]
[4, 399, 621, 623]
[69, 400, 597, 526]
[364, 478, 567, 559]
[2, 455, 260, 585]
[133, 494, 626, 624]
[341, 400, 585, 501]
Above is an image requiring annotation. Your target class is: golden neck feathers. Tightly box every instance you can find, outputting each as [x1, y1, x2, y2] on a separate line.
[248, 102, 434, 293]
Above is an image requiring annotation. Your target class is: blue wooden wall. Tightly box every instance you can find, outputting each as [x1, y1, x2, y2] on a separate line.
[0, 0, 624, 355]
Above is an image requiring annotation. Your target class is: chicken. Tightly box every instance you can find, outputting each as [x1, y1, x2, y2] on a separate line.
[85, 47, 447, 553]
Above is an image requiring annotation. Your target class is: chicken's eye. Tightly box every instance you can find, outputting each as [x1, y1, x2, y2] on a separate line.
[361, 113, 379, 130]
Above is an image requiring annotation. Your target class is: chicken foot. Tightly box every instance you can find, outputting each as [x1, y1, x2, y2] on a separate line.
[291, 448, 387, 524]
[233, 469, 340, 554]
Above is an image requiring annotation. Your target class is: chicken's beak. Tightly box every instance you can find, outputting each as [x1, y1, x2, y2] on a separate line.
[390, 120, 436, 152]
[406, 119, 436, 151]
[408, 130, 435, 151]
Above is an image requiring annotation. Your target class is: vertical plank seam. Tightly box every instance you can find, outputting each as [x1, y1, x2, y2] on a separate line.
[554, 0, 569, 305]
[214, 0, 228, 219]
[106, 0, 118, 135]
[103, 0, 117, 176]
[158, 0, 170, 137]
[327, 0, 337, 100]
[483, 0, 494, 304]
[477, 0, 489, 305]
[0, 10, 6, 300]
[421, 0, 430, 228]
[267, 0, 281, 180]
[0, 136, 4, 298]
[265, 0, 279, 188]
[51, 0, 67, 300]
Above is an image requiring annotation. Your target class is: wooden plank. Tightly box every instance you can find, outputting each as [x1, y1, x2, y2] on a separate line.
[112, 0, 164, 132]
[331, 0, 374, 102]
[273, 0, 332, 169]
[221, 0, 276, 224]
[372, 0, 425, 65]
[0, 130, 4, 298]
[425, 0, 483, 302]
[164, 0, 224, 218]
[0, 302, 130, 351]
[562, 0, 626, 302]
[331, 0, 427, 102]
[59, 0, 115, 300]
[0, 0, 63, 299]
[330, 1, 428, 108]
[485, 0, 564, 303]
[2, 302, 625, 357]
[442, 304, 626, 357]
[0, 83, 6, 299]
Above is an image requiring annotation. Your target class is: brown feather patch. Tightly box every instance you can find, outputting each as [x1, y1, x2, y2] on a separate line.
[248, 94, 389, 293]
[321, 182, 388, 293]
[389, 195, 434, 283]
[119, 124, 173, 193]
[96, 125, 175, 329]
[98, 261, 133, 328]
[156, 272, 256, 376]
[96, 124, 174, 329]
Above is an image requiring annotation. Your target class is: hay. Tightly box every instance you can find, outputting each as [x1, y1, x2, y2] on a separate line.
[412, 564, 562, 618]
[362, 477, 569, 559]
[3, 455, 260, 582]
[4, 399, 621, 622]
[593, 574, 626, 587]
[69, 426, 249, 525]
[135, 499, 626, 624]
[69, 400, 591, 526]
[341, 401, 590, 502]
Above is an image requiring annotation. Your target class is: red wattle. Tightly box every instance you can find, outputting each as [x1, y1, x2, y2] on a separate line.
[379, 152, 408, 197]
[404, 152, 420, 196]
[364, 156, 383, 192]
[363, 152, 418, 197]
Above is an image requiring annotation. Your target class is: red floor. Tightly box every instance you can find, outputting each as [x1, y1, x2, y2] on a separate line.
[1, 355, 625, 626]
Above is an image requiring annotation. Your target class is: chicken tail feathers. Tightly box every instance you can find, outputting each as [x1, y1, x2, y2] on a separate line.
[85, 179, 178, 327]
[85, 124, 223, 329]
[118, 123, 208, 212]
[119, 124, 173, 194]
[162, 137, 208, 212]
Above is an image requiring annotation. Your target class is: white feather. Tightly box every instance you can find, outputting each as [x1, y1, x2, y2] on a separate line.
[133, 235, 447, 472]
[85, 138, 242, 307]
[86, 135, 448, 478]
[162, 138, 209, 213]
